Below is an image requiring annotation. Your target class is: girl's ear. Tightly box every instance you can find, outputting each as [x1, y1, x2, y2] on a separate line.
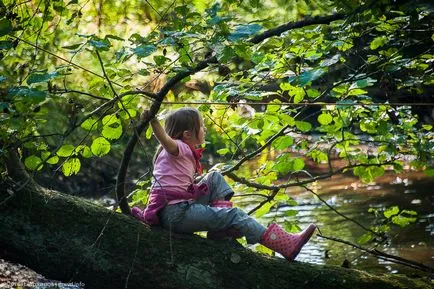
[182, 130, 192, 140]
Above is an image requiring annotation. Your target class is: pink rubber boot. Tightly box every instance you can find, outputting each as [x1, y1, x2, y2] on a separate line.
[131, 206, 146, 223]
[207, 201, 243, 240]
[260, 223, 316, 261]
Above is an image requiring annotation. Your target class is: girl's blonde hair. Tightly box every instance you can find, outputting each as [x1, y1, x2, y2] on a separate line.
[153, 107, 202, 162]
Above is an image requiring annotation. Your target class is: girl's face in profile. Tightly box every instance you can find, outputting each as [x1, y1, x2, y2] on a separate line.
[195, 116, 206, 146]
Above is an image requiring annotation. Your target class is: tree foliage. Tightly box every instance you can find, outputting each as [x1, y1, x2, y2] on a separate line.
[0, 0, 433, 261]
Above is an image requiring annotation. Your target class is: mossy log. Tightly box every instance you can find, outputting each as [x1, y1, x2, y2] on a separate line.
[0, 152, 431, 289]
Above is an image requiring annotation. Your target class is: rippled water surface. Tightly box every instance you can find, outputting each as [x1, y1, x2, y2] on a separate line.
[235, 170, 433, 274]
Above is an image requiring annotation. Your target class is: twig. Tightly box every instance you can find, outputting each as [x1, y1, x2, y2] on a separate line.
[317, 234, 434, 274]
[303, 186, 381, 237]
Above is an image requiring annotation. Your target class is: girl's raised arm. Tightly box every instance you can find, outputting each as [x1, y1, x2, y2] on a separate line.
[141, 111, 179, 156]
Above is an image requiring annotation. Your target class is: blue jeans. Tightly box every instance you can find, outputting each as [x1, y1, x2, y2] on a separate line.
[159, 172, 266, 244]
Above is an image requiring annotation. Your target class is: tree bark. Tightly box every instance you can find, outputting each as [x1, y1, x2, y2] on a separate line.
[0, 152, 431, 289]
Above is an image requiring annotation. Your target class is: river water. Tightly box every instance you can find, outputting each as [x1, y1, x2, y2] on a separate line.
[235, 170, 433, 275]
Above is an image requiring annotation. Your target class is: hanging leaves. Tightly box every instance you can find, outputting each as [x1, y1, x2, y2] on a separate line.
[62, 158, 81, 176]
[27, 71, 59, 85]
[228, 24, 262, 41]
[91, 137, 111, 157]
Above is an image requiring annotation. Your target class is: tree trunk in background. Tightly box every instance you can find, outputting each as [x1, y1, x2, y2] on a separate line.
[0, 152, 431, 289]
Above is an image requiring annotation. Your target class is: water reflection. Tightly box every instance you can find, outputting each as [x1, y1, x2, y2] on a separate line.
[238, 171, 433, 274]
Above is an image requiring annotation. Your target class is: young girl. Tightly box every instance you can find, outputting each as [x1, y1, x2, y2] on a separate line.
[132, 107, 316, 261]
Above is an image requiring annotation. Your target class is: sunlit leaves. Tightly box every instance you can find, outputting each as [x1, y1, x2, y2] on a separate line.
[62, 158, 81, 176]
[228, 24, 262, 41]
[273, 136, 294, 150]
[101, 115, 122, 140]
[280, 83, 305, 103]
[353, 165, 385, 183]
[255, 200, 275, 218]
[80, 117, 99, 131]
[91, 137, 111, 157]
[357, 232, 373, 245]
[320, 54, 341, 67]
[88, 36, 111, 51]
[56, 144, 75, 157]
[24, 155, 43, 171]
[318, 113, 333, 125]
[297, 68, 327, 87]
[27, 71, 59, 85]
[133, 44, 156, 59]
[295, 121, 312, 132]
[370, 36, 388, 50]
[383, 206, 417, 228]
[41, 151, 59, 164]
[384, 206, 399, 218]
[273, 153, 305, 174]
[284, 221, 301, 233]
[8, 87, 46, 101]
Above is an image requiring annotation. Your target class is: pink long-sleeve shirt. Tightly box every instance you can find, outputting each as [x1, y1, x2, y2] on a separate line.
[143, 140, 207, 225]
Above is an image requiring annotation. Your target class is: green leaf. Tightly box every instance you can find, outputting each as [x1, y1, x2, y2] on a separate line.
[318, 113, 333, 125]
[273, 136, 293, 150]
[384, 206, 399, 218]
[255, 201, 275, 218]
[295, 121, 312, 132]
[24, 155, 43, 171]
[285, 210, 298, 217]
[283, 221, 301, 233]
[56, 144, 75, 157]
[88, 37, 111, 51]
[370, 36, 387, 50]
[27, 71, 59, 85]
[216, 45, 235, 62]
[62, 43, 83, 50]
[292, 158, 305, 171]
[216, 148, 230, 155]
[357, 232, 373, 245]
[80, 117, 99, 131]
[352, 78, 376, 89]
[154, 55, 168, 66]
[401, 210, 417, 216]
[0, 40, 14, 50]
[145, 125, 153, 139]
[62, 158, 81, 176]
[298, 68, 326, 87]
[133, 44, 156, 59]
[320, 54, 340, 67]
[8, 87, 46, 101]
[228, 24, 262, 41]
[101, 115, 122, 140]
[391, 215, 416, 227]
[347, 88, 367, 96]
[256, 244, 273, 256]
[41, 151, 59, 165]
[91, 137, 111, 157]
[76, 145, 92, 158]
[0, 19, 12, 37]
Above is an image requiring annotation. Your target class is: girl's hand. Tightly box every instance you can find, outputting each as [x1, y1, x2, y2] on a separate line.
[140, 109, 150, 122]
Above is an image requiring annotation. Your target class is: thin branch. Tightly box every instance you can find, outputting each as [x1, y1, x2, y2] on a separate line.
[304, 186, 381, 237]
[249, 14, 346, 44]
[247, 189, 279, 215]
[317, 234, 434, 274]
[224, 161, 396, 191]
[222, 125, 290, 174]
[56, 89, 108, 101]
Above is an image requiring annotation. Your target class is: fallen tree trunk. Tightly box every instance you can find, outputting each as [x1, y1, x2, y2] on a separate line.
[0, 152, 431, 289]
